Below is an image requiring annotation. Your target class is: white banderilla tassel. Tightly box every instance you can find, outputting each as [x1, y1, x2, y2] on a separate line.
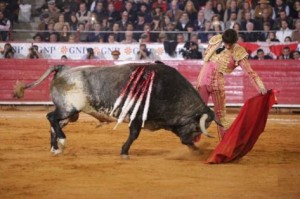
[128, 76, 150, 126]
[113, 67, 145, 129]
[110, 67, 143, 116]
[142, 72, 155, 127]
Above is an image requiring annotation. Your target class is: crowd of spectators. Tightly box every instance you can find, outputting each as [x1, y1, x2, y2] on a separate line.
[0, 0, 300, 60]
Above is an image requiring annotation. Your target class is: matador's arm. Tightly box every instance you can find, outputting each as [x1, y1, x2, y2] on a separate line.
[234, 44, 267, 93]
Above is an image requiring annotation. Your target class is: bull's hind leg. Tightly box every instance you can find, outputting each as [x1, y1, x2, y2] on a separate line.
[47, 108, 79, 155]
[120, 119, 142, 159]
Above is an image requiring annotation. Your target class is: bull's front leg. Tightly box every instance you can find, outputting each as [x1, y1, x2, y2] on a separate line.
[120, 120, 142, 159]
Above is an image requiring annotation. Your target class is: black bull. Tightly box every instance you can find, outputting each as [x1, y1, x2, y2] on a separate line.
[14, 62, 220, 158]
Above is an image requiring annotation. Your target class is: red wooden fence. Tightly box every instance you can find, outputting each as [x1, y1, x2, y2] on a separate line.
[0, 59, 300, 107]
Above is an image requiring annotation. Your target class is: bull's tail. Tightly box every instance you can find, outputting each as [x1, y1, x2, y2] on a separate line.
[13, 65, 64, 99]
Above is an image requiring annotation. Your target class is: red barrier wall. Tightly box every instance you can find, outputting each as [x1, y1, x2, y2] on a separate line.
[0, 59, 300, 107]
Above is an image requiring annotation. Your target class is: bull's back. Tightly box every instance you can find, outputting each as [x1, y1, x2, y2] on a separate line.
[50, 63, 203, 118]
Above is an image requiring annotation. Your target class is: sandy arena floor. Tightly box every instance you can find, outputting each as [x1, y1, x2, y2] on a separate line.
[0, 110, 299, 199]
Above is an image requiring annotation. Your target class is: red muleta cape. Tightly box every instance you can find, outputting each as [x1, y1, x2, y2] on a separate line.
[206, 89, 277, 164]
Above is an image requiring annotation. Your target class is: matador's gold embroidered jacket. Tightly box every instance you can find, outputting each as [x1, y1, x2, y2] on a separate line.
[198, 34, 265, 91]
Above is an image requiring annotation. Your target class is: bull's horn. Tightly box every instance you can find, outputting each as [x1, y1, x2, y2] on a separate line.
[199, 113, 215, 138]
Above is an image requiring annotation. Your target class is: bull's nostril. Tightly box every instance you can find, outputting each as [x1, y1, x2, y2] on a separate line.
[193, 134, 201, 143]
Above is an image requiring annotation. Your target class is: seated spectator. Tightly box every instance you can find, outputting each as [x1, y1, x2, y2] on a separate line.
[122, 1, 136, 24]
[62, 4, 72, 23]
[198, 21, 212, 43]
[33, 33, 43, 42]
[60, 24, 71, 42]
[239, 1, 254, 22]
[252, 49, 273, 60]
[87, 22, 104, 42]
[91, 1, 107, 22]
[138, 3, 152, 23]
[276, 19, 293, 43]
[69, 13, 79, 31]
[107, 33, 118, 43]
[254, 0, 273, 20]
[203, 0, 215, 21]
[54, 14, 69, 31]
[240, 11, 258, 31]
[257, 8, 274, 30]
[49, 32, 59, 42]
[193, 10, 206, 31]
[111, 22, 122, 42]
[244, 22, 259, 42]
[176, 33, 185, 44]
[237, 33, 245, 42]
[0, 43, 14, 58]
[38, 13, 51, 33]
[184, 0, 198, 22]
[151, 16, 163, 41]
[291, 19, 300, 42]
[135, 43, 153, 60]
[139, 32, 151, 44]
[233, 22, 242, 35]
[211, 14, 224, 31]
[157, 32, 167, 43]
[0, 0, 18, 24]
[152, 0, 167, 13]
[225, 11, 240, 29]
[284, 36, 292, 42]
[165, 22, 177, 41]
[266, 31, 280, 42]
[117, 11, 130, 31]
[43, 21, 57, 42]
[121, 30, 137, 44]
[143, 23, 157, 42]
[152, 6, 164, 22]
[107, 2, 120, 23]
[223, 0, 240, 22]
[0, 11, 11, 41]
[175, 13, 194, 39]
[278, 46, 292, 60]
[258, 22, 271, 41]
[68, 34, 76, 43]
[273, 0, 290, 19]
[166, 0, 184, 23]
[27, 45, 43, 59]
[273, 10, 293, 30]
[189, 32, 199, 45]
[292, 50, 300, 60]
[290, 0, 300, 19]
[82, 48, 99, 59]
[213, 2, 225, 21]
[41, 0, 60, 22]
[134, 12, 147, 39]
[111, 50, 120, 60]
[76, 22, 88, 42]
[76, 2, 91, 24]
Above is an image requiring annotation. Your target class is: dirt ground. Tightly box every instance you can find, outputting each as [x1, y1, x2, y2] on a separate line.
[0, 109, 299, 199]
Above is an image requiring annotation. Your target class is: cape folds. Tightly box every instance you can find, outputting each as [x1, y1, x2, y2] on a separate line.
[206, 89, 277, 164]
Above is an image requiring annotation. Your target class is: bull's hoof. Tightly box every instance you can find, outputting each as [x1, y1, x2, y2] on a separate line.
[120, 154, 130, 160]
[58, 138, 67, 149]
[50, 147, 63, 156]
